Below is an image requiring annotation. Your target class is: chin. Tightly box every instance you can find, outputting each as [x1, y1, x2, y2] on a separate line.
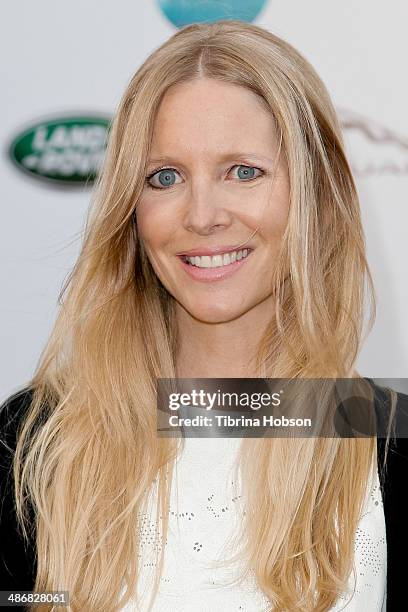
[184, 301, 248, 324]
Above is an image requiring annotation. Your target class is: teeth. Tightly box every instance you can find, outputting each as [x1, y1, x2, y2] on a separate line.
[185, 249, 250, 268]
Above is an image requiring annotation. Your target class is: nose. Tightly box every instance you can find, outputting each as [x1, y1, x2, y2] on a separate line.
[182, 178, 233, 235]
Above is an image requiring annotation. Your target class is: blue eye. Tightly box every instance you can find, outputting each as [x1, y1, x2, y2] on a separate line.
[233, 165, 261, 180]
[146, 168, 180, 189]
[145, 164, 263, 190]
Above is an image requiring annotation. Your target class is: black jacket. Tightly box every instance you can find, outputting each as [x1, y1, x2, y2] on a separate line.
[1, 381, 408, 611]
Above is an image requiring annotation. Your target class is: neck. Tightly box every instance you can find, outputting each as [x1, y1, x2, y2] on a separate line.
[174, 298, 275, 378]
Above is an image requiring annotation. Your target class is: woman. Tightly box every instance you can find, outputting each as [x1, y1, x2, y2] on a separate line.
[1, 20, 407, 612]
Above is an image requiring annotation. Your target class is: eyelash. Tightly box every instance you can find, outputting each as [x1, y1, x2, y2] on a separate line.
[144, 164, 264, 190]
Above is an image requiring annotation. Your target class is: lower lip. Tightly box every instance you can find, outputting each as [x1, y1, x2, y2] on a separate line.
[177, 251, 253, 282]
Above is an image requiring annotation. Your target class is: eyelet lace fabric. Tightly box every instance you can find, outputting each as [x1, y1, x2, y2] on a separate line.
[120, 437, 386, 611]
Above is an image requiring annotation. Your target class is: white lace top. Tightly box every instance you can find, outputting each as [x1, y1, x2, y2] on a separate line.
[120, 437, 387, 611]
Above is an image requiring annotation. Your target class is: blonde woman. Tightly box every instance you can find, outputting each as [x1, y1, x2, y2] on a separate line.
[0, 20, 407, 612]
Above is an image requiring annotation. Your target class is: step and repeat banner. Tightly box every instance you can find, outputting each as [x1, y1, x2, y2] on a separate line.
[1, 1, 407, 400]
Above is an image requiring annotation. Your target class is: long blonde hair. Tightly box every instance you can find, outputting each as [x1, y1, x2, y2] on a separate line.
[12, 20, 387, 611]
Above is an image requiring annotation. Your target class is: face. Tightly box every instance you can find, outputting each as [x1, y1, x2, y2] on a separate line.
[135, 77, 290, 324]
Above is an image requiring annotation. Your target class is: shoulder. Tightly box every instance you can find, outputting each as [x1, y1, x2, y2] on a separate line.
[0, 386, 35, 463]
[362, 378, 408, 481]
[364, 379, 408, 607]
[0, 386, 37, 591]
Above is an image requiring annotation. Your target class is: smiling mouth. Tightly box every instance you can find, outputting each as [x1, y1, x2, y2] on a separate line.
[180, 248, 253, 268]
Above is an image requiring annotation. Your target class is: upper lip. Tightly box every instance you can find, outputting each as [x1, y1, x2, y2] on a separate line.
[177, 245, 254, 257]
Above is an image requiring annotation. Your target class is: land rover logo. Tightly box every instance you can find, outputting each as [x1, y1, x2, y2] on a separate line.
[8, 114, 112, 186]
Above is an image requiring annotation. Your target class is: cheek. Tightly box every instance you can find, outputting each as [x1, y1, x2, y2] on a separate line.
[262, 178, 290, 237]
[135, 199, 173, 248]
[268, 206, 289, 240]
[242, 187, 290, 242]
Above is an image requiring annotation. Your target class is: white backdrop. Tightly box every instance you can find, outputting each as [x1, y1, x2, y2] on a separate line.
[1, 0, 407, 402]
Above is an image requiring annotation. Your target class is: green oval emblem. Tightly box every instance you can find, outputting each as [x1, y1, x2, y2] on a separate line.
[8, 114, 112, 186]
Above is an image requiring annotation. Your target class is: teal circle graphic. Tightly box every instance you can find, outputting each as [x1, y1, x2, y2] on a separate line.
[157, 0, 268, 28]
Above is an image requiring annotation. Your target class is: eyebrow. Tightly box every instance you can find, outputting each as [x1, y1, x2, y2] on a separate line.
[147, 152, 275, 166]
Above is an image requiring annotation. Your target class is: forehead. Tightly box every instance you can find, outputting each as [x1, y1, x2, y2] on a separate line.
[149, 78, 278, 160]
